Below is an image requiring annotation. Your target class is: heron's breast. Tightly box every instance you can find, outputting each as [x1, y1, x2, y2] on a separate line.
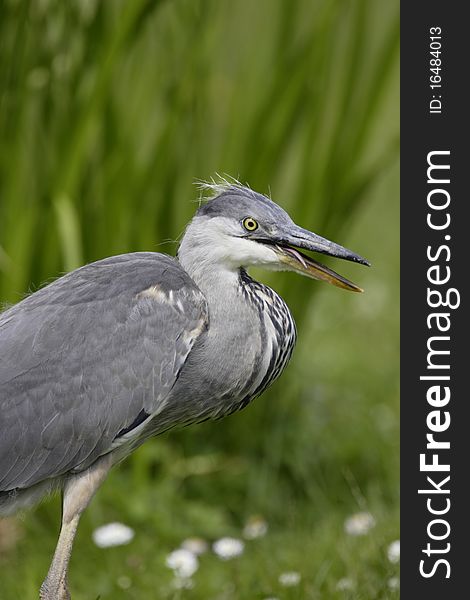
[151, 278, 297, 427]
[235, 283, 297, 409]
[204, 279, 297, 418]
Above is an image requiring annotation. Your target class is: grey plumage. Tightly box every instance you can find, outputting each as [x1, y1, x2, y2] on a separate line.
[0, 182, 368, 599]
[0, 253, 207, 499]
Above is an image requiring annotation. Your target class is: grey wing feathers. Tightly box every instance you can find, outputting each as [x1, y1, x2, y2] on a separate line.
[0, 253, 208, 491]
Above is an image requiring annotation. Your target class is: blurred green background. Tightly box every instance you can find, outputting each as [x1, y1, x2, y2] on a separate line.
[0, 0, 399, 598]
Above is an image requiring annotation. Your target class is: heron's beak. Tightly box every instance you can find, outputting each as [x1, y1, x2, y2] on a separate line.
[270, 226, 370, 292]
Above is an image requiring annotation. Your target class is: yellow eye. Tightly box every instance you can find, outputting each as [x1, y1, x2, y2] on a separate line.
[242, 217, 258, 232]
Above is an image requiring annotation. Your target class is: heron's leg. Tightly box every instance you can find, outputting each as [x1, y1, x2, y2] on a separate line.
[39, 511, 80, 600]
[39, 455, 112, 600]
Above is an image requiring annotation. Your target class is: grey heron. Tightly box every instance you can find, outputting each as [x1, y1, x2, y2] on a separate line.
[0, 183, 368, 599]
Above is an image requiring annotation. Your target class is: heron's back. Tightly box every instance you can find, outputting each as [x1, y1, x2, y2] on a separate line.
[0, 252, 208, 498]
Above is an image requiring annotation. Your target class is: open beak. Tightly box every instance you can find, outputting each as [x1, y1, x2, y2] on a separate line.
[268, 226, 370, 292]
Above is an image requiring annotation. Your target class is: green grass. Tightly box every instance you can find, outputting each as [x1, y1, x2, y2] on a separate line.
[0, 0, 399, 598]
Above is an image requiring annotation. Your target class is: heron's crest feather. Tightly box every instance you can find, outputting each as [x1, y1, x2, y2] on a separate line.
[195, 174, 260, 204]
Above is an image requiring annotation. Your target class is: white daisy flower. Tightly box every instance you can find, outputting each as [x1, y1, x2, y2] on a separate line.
[387, 540, 400, 563]
[344, 512, 376, 536]
[388, 576, 400, 590]
[165, 548, 199, 579]
[92, 522, 134, 548]
[181, 537, 209, 555]
[212, 537, 245, 560]
[278, 571, 301, 587]
[116, 575, 132, 590]
[336, 577, 355, 591]
[243, 516, 268, 539]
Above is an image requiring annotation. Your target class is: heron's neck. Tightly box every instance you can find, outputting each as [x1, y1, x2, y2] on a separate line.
[179, 254, 242, 305]
[178, 226, 247, 309]
[178, 248, 257, 334]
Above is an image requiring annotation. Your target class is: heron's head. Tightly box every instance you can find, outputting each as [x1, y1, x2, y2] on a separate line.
[178, 184, 369, 292]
